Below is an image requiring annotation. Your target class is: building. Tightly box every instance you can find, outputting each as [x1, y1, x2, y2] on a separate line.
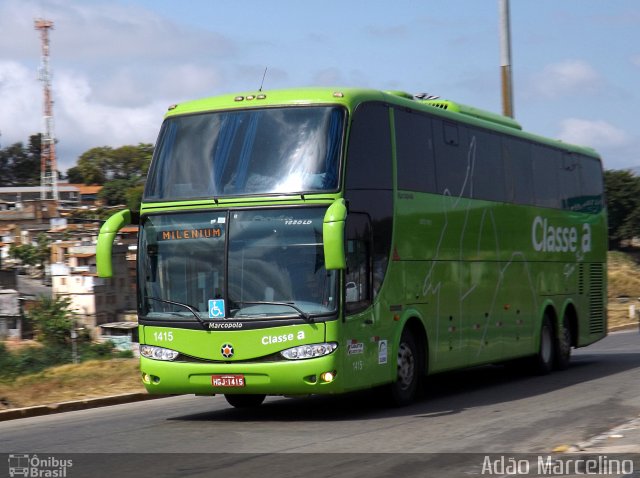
[0, 186, 80, 208]
[50, 243, 135, 338]
[0, 288, 20, 340]
[65, 184, 103, 206]
[0, 200, 59, 226]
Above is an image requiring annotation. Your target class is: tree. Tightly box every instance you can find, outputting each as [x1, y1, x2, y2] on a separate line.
[75, 146, 111, 184]
[35, 233, 52, 276]
[9, 243, 38, 267]
[125, 184, 145, 211]
[98, 178, 135, 206]
[8, 234, 51, 276]
[0, 134, 41, 186]
[66, 165, 84, 184]
[28, 296, 74, 347]
[108, 143, 153, 180]
[604, 170, 640, 249]
[72, 143, 153, 185]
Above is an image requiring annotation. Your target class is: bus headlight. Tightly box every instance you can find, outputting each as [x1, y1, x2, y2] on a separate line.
[140, 345, 179, 361]
[280, 342, 338, 360]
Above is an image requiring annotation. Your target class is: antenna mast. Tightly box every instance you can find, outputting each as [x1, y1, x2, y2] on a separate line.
[499, 0, 514, 118]
[34, 18, 59, 204]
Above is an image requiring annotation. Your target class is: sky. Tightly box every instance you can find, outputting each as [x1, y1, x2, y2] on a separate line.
[0, 0, 638, 173]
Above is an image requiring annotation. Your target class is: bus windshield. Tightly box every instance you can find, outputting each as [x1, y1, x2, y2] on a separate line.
[139, 208, 338, 322]
[144, 106, 345, 200]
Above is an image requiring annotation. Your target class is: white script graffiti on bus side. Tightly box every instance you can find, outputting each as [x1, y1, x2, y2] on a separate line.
[531, 216, 591, 254]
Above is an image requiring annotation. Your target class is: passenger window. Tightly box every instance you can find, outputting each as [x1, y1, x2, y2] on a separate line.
[503, 137, 533, 205]
[531, 145, 561, 209]
[560, 153, 582, 211]
[579, 156, 604, 213]
[433, 120, 470, 197]
[395, 109, 437, 193]
[469, 127, 506, 202]
[345, 102, 392, 191]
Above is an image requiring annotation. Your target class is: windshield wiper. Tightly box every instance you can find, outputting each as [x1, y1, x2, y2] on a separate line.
[231, 301, 313, 323]
[147, 297, 209, 329]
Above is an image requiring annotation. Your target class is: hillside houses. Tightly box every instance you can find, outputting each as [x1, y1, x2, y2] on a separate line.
[0, 187, 139, 341]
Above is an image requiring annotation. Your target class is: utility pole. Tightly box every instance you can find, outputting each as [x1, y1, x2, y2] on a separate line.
[34, 18, 59, 205]
[499, 0, 514, 118]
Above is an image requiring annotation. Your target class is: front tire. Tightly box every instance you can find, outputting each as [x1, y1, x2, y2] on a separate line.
[224, 394, 266, 408]
[387, 328, 422, 406]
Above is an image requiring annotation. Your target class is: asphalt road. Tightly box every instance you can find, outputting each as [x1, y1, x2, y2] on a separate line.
[1, 331, 638, 477]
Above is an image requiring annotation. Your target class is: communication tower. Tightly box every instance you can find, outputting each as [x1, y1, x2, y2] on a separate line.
[34, 18, 59, 203]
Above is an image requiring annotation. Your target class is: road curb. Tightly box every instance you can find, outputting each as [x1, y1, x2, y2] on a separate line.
[609, 322, 639, 332]
[0, 392, 168, 422]
[559, 415, 640, 454]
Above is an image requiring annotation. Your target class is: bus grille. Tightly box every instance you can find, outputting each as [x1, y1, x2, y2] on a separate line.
[589, 263, 605, 334]
[578, 263, 585, 295]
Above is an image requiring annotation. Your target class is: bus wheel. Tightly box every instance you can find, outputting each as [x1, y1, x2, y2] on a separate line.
[388, 328, 421, 406]
[555, 317, 572, 371]
[224, 394, 266, 408]
[534, 315, 555, 375]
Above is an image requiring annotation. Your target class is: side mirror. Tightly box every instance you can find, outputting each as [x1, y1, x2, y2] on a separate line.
[97, 209, 133, 278]
[323, 199, 347, 270]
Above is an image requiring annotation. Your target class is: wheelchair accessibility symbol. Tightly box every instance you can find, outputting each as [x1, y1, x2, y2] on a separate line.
[208, 299, 225, 319]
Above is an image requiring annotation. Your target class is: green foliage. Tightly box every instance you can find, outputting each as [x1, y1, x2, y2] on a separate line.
[75, 146, 111, 184]
[8, 234, 51, 273]
[70, 142, 152, 207]
[0, 343, 71, 381]
[27, 296, 74, 347]
[125, 184, 145, 211]
[9, 243, 38, 267]
[0, 341, 129, 381]
[604, 170, 640, 249]
[73, 143, 153, 185]
[66, 165, 84, 184]
[109, 144, 153, 180]
[0, 134, 41, 186]
[35, 233, 51, 272]
[114, 349, 135, 359]
[79, 341, 115, 360]
[98, 178, 136, 206]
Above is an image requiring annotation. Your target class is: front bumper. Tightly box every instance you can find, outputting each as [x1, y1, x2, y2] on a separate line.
[140, 354, 344, 395]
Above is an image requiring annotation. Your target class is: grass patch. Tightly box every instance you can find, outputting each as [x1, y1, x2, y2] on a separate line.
[0, 359, 144, 409]
[608, 251, 640, 329]
[608, 251, 640, 299]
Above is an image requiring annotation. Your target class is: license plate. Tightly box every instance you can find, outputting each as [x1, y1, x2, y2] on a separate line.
[211, 374, 245, 387]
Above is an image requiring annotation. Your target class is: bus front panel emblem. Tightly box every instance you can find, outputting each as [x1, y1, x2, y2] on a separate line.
[221, 343, 234, 358]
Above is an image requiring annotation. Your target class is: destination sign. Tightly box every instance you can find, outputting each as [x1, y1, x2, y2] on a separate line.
[157, 227, 223, 241]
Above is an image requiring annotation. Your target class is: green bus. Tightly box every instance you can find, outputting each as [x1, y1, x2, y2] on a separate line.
[97, 87, 607, 407]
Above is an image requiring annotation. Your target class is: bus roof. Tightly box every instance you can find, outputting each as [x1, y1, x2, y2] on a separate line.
[163, 87, 600, 159]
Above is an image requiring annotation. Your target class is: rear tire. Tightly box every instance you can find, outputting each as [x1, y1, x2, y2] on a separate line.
[387, 328, 422, 406]
[224, 394, 266, 408]
[533, 315, 554, 375]
[554, 317, 572, 371]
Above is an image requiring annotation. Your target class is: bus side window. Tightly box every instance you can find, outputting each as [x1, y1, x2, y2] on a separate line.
[345, 213, 372, 314]
[503, 137, 533, 205]
[469, 127, 506, 202]
[394, 108, 437, 193]
[579, 155, 604, 213]
[560, 153, 582, 211]
[433, 119, 470, 197]
[532, 145, 561, 209]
